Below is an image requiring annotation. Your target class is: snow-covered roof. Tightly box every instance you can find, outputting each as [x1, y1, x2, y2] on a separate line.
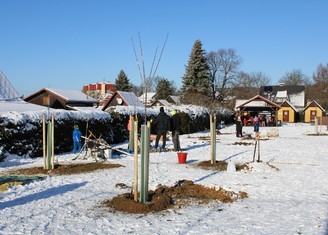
[275, 90, 288, 98]
[289, 91, 305, 108]
[166, 95, 180, 104]
[24, 88, 98, 103]
[281, 100, 297, 112]
[119, 91, 144, 107]
[152, 99, 171, 107]
[139, 92, 156, 104]
[235, 95, 280, 109]
[303, 100, 325, 112]
[0, 99, 47, 113]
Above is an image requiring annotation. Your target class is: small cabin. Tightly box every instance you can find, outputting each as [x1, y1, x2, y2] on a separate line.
[277, 101, 297, 123]
[303, 100, 325, 123]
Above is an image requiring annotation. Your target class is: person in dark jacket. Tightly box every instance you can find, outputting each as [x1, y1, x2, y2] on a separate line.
[153, 107, 170, 150]
[236, 116, 243, 137]
[170, 109, 181, 151]
[72, 125, 82, 154]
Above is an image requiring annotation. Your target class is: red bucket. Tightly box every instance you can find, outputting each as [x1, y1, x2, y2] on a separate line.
[177, 152, 188, 164]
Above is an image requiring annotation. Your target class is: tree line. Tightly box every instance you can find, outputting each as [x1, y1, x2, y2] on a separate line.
[108, 39, 328, 111]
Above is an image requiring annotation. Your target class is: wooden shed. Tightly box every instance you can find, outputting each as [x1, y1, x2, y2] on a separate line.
[235, 95, 281, 125]
[102, 91, 143, 111]
[277, 101, 297, 123]
[24, 88, 98, 110]
[303, 100, 325, 123]
[150, 99, 171, 107]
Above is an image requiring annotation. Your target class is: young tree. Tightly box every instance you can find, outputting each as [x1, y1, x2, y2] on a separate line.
[180, 40, 210, 105]
[155, 78, 175, 99]
[115, 70, 133, 91]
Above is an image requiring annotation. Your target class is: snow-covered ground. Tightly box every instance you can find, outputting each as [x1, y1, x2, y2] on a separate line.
[0, 123, 328, 234]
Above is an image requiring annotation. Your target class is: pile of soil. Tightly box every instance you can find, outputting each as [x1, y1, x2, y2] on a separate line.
[104, 180, 248, 214]
[232, 142, 253, 146]
[5, 162, 123, 176]
[307, 133, 328, 136]
[196, 160, 250, 171]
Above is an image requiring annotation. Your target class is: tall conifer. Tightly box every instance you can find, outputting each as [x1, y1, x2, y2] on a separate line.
[115, 70, 133, 91]
[180, 40, 210, 104]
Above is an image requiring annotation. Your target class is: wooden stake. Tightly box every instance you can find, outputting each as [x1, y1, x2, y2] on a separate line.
[133, 120, 138, 202]
[42, 114, 46, 169]
[51, 115, 54, 169]
[257, 136, 261, 162]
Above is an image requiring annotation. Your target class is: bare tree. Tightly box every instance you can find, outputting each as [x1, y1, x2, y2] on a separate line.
[207, 48, 242, 102]
[307, 63, 328, 110]
[234, 71, 271, 99]
[279, 69, 311, 86]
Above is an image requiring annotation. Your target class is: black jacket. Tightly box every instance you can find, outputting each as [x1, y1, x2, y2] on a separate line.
[153, 111, 170, 131]
[171, 114, 181, 132]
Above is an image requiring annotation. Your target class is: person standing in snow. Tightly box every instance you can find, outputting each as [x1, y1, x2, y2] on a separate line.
[72, 125, 82, 154]
[253, 116, 260, 133]
[236, 116, 243, 137]
[152, 107, 170, 151]
[170, 109, 181, 151]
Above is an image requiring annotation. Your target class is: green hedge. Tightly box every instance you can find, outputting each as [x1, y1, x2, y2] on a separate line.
[0, 105, 233, 160]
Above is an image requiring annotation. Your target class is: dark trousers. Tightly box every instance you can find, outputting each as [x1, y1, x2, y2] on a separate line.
[155, 129, 167, 149]
[172, 130, 180, 151]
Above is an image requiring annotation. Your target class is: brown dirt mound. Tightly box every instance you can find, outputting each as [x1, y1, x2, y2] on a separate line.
[232, 142, 253, 146]
[104, 180, 248, 214]
[196, 160, 250, 171]
[306, 133, 328, 136]
[5, 162, 123, 176]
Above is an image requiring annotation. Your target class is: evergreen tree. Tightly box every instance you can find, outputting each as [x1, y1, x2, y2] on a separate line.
[115, 70, 133, 91]
[155, 78, 175, 99]
[180, 40, 210, 104]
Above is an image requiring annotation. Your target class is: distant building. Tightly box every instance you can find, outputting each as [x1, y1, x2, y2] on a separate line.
[303, 100, 325, 123]
[166, 95, 180, 105]
[83, 82, 115, 98]
[139, 92, 157, 107]
[260, 85, 305, 111]
[102, 91, 144, 111]
[151, 99, 171, 107]
[24, 88, 98, 110]
[277, 100, 298, 123]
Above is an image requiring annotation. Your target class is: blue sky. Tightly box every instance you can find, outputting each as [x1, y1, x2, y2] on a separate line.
[1, 0, 328, 96]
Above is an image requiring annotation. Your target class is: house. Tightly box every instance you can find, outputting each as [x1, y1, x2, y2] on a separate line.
[235, 95, 281, 125]
[277, 101, 298, 123]
[24, 88, 98, 110]
[260, 85, 305, 111]
[302, 100, 325, 123]
[166, 95, 180, 105]
[139, 92, 157, 106]
[102, 91, 143, 111]
[83, 82, 115, 99]
[151, 99, 171, 107]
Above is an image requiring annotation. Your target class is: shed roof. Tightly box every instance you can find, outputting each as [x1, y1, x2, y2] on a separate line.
[102, 91, 143, 110]
[24, 88, 97, 103]
[235, 95, 280, 110]
[302, 100, 325, 112]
